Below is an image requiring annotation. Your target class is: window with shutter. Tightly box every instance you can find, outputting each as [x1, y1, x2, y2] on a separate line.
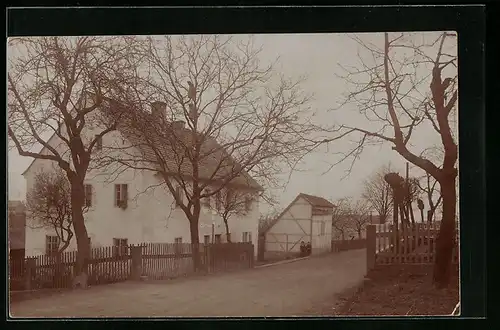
[114, 184, 128, 207]
[123, 184, 128, 203]
[84, 184, 93, 207]
[115, 184, 121, 206]
[175, 186, 183, 207]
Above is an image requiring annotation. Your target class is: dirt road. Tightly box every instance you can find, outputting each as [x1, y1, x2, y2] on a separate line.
[10, 249, 367, 317]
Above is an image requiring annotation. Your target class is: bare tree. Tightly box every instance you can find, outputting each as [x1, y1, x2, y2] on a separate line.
[26, 167, 90, 254]
[348, 200, 372, 239]
[320, 32, 458, 287]
[331, 197, 354, 240]
[415, 146, 444, 224]
[362, 164, 394, 224]
[210, 188, 255, 242]
[211, 166, 279, 242]
[102, 36, 317, 270]
[258, 209, 280, 235]
[7, 37, 139, 276]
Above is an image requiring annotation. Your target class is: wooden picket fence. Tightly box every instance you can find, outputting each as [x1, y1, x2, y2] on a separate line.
[9, 242, 254, 291]
[139, 242, 254, 280]
[139, 243, 202, 280]
[205, 242, 254, 273]
[12, 246, 133, 290]
[366, 222, 459, 269]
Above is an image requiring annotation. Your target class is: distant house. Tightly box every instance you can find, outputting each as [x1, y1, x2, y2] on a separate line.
[22, 96, 262, 257]
[8, 200, 26, 258]
[262, 193, 334, 258]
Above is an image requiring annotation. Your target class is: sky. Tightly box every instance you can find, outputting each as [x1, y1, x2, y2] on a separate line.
[7, 33, 457, 214]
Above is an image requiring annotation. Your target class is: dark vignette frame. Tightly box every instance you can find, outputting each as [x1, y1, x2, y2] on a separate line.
[5, 4, 486, 328]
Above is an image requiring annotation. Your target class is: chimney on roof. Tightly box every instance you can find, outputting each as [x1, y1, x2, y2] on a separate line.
[172, 120, 185, 130]
[151, 101, 167, 119]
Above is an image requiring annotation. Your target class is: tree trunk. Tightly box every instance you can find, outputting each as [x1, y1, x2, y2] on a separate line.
[409, 203, 416, 226]
[70, 181, 90, 276]
[433, 177, 457, 288]
[392, 191, 399, 251]
[223, 219, 231, 243]
[189, 219, 201, 272]
[399, 203, 407, 228]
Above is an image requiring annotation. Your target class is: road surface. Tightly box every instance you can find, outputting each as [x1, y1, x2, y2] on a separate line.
[10, 249, 367, 317]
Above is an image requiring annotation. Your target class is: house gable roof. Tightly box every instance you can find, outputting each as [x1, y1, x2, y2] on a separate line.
[298, 193, 335, 209]
[107, 100, 262, 191]
[262, 193, 334, 234]
[21, 132, 61, 177]
[20, 98, 263, 191]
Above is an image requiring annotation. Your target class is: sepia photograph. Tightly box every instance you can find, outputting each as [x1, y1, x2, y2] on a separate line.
[7, 28, 463, 318]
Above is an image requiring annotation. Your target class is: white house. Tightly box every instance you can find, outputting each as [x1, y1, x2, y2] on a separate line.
[263, 193, 334, 257]
[22, 98, 262, 257]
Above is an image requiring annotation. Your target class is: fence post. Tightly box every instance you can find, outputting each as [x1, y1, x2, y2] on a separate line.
[366, 225, 377, 272]
[24, 257, 36, 290]
[130, 245, 142, 281]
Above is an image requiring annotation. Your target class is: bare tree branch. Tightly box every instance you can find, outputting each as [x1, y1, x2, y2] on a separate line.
[100, 35, 319, 270]
[319, 32, 458, 287]
[361, 163, 394, 224]
[25, 167, 89, 254]
[8, 36, 141, 275]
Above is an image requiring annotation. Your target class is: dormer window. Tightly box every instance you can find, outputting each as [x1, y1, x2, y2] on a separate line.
[244, 196, 252, 212]
[203, 189, 211, 208]
[174, 186, 183, 207]
[94, 135, 103, 151]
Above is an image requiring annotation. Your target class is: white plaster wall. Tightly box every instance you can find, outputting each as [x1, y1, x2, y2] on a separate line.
[265, 197, 311, 253]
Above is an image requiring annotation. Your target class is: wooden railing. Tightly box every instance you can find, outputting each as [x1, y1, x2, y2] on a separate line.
[366, 222, 459, 270]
